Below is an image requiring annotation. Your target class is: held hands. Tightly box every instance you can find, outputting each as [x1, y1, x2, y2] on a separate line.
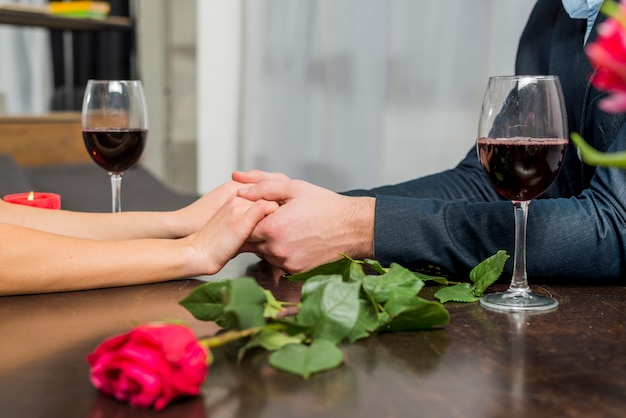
[181, 168, 376, 275]
[173, 170, 290, 237]
[187, 196, 278, 275]
[174, 173, 283, 275]
[233, 170, 376, 273]
[172, 181, 246, 237]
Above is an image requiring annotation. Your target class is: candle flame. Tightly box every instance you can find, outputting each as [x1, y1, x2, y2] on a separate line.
[27, 191, 35, 201]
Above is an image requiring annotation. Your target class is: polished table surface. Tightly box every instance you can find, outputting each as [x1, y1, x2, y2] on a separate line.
[1, 254, 625, 418]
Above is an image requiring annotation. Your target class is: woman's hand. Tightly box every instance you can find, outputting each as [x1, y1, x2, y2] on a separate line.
[171, 170, 291, 238]
[187, 196, 279, 275]
[170, 181, 246, 238]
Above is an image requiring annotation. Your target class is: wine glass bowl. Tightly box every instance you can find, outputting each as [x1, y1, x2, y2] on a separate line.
[477, 75, 568, 311]
[81, 80, 148, 212]
[477, 137, 568, 201]
[82, 128, 147, 173]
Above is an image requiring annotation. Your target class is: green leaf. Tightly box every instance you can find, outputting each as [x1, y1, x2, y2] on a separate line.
[346, 298, 380, 343]
[361, 258, 387, 275]
[470, 250, 509, 296]
[377, 310, 391, 328]
[300, 274, 342, 300]
[434, 282, 480, 303]
[244, 328, 305, 352]
[347, 261, 366, 283]
[382, 296, 450, 332]
[362, 263, 425, 304]
[223, 277, 268, 329]
[271, 317, 314, 337]
[412, 271, 453, 286]
[286, 257, 352, 282]
[268, 340, 344, 379]
[179, 280, 235, 328]
[297, 280, 361, 344]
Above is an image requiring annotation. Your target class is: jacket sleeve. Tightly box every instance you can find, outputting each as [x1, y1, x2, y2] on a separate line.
[345, 126, 626, 281]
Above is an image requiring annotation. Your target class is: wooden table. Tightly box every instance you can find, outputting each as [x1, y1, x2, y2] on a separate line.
[1, 254, 624, 418]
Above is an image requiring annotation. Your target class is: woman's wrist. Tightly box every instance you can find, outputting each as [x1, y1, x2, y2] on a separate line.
[160, 209, 193, 239]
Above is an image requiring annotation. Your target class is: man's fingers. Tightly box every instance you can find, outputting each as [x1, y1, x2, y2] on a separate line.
[251, 199, 280, 217]
[238, 180, 293, 203]
[232, 170, 290, 183]
[242, 243, 285, 271]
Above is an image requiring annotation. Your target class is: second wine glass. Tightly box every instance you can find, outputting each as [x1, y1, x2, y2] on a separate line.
[477, 75, 568, 311]
[81, 80, 149, 213]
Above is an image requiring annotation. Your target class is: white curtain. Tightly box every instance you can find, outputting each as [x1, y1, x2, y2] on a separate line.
[0, 0, 52, 115]
[240, 0, 537, 191]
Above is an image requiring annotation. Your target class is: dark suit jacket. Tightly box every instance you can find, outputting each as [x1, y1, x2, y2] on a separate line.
[347, 0, 626, 281]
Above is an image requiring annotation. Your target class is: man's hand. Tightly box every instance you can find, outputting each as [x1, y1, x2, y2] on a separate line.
[236, 174, 375, 273]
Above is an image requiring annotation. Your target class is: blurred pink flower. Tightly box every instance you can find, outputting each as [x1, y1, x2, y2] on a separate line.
[587, 1, 626, 111]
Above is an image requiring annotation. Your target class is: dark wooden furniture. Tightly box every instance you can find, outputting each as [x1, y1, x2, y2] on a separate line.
[0, 4, 132, 30]
[1, 253, 624, 418]
[0, 113, 90, 166]
[0, 4, 134, 164]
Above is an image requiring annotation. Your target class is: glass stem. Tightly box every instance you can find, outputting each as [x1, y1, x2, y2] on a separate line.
[110, 173, 122, 213]
[510, 200, 530, 293]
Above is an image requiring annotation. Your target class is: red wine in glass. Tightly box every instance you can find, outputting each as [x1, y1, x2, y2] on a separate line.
[81, 80, 149, 213]
[476, 75, 568, 311]
[82, 129, 147, 173]
[477, 137, 568, 201]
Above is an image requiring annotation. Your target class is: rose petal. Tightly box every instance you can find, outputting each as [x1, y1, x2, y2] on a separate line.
[122, 367, 163, 409]
[599, 91, 626, 112]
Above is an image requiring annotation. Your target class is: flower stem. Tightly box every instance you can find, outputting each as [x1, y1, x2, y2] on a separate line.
[199, 327, 263, 350]
[570, 132, 626, 168]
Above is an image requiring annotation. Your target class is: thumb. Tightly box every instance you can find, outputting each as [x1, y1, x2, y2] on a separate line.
[236, 200, 277, 233]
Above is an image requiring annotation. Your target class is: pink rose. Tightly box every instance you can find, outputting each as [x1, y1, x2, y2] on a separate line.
[86, 323, 208, 410]
[586, 2, 626, 112]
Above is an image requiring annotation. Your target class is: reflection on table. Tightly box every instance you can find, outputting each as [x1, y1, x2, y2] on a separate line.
[1, 254, 625, 418]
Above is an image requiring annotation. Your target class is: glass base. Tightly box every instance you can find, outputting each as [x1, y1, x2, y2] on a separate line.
[480, 289, 558, 312]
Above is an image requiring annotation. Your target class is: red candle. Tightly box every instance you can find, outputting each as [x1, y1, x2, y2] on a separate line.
[3, 191, 61, 209]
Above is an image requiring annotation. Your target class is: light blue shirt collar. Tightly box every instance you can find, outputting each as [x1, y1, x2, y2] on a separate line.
[562, 0, 603, 43]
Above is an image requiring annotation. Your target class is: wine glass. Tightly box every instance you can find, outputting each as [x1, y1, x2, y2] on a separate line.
[477, 75, 568, 311]
[81, 80, 149, 213]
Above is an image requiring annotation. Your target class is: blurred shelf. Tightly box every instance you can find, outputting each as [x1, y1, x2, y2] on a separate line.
[0, 112, 81, 124]
[0, 4, 131, 31]
[0, 112, 90, 166]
